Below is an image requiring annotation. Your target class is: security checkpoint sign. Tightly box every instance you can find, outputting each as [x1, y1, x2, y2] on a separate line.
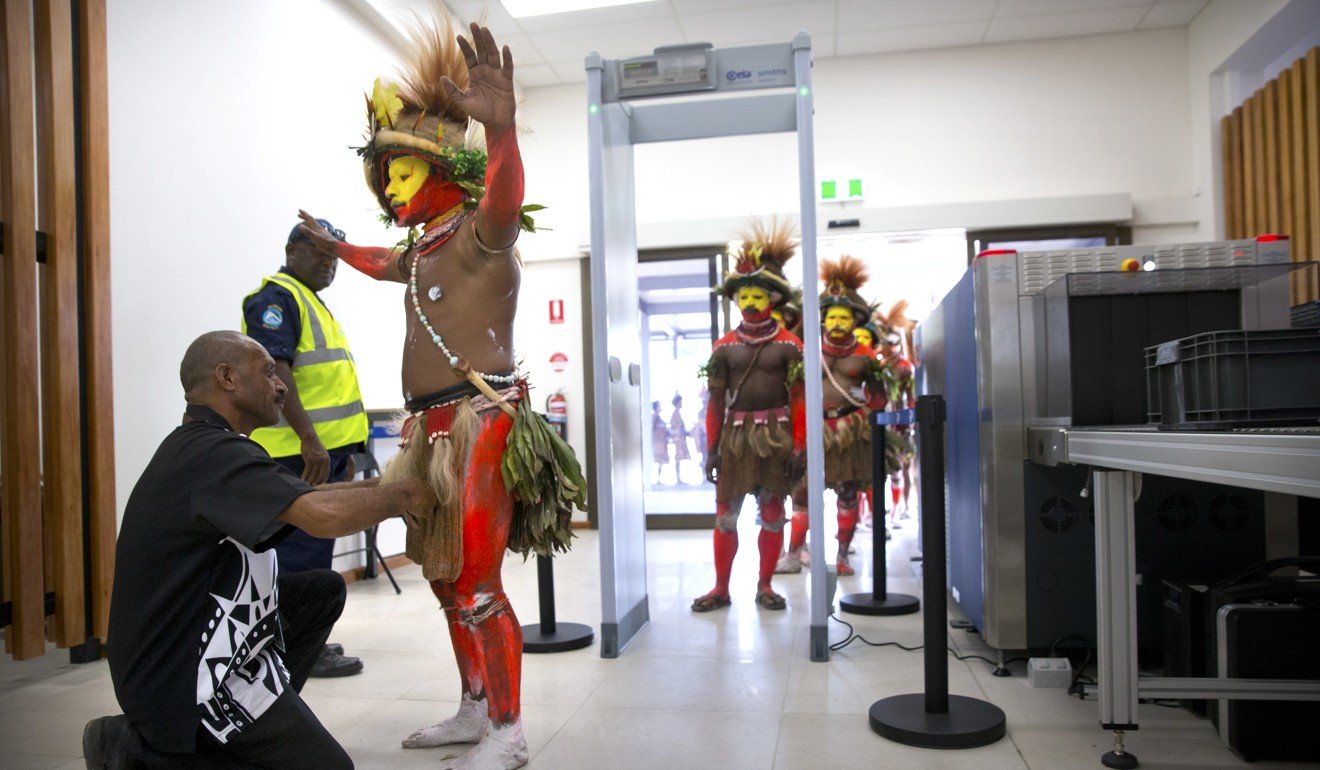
[549, 299, 565, 324]
[549, 352, 569, 373]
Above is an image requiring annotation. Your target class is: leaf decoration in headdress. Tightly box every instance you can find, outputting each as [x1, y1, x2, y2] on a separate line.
[371, 78, 404, 129]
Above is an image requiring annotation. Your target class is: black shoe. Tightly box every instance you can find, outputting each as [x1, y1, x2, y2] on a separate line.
[83, 715, 130, 769]
[310, 648, 363, 678]
[325, 642, 344, 656]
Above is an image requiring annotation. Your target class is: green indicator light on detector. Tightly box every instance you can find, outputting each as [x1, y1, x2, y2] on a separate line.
[589, 103, 600, 114]
[799, 86, 809, 97]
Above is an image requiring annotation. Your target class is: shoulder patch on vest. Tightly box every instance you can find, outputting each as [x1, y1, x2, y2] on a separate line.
[261, 305, 284, 329]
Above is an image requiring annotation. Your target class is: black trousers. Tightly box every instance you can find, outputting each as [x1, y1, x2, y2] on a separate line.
[125, 570, 352, 768]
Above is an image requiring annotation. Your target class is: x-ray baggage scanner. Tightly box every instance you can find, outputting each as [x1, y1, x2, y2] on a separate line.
[586, 33, 834, 660]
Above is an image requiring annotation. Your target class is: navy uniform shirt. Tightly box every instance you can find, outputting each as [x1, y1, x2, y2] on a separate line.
[242, 267, 307, 365]
[108, 404, 314, 752]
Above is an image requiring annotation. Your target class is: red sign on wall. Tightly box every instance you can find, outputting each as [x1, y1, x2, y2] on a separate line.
[549, 352, 569, 373]
[548, 299, 565, 324]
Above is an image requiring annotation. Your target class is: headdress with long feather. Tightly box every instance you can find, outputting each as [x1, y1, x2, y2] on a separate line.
[875, 299, 918, 361]
[819, 255, 871, 324]
[358, 11, 489, 223]
[716, 217, 798, 303]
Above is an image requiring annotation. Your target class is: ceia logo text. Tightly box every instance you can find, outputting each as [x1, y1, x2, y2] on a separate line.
[726, 69, 752, 81]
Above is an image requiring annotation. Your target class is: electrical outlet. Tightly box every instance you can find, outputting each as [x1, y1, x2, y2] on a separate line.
[1027, 657, 1074, 688]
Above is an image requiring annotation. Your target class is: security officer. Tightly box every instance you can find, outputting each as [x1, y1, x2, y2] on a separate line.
[242, 216, 369, 678]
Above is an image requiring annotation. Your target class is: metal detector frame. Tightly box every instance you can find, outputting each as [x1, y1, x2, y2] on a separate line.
[585, 32, 831, 660]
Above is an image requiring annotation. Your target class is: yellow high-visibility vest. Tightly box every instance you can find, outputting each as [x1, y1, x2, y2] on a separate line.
[242, 272, 367, 458]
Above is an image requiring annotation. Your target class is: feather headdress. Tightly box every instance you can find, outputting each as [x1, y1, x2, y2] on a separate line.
[717, 217, 798, 302]
[819, 255, 871, 324]
[358, 9, 488, 223]
[876, 299, 918, 361]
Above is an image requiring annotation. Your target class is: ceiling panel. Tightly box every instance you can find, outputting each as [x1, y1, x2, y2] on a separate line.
[533, 16, 686, 60]
[995, 0, 1151, 18]
[836, 0, 998, 33]
[1139, 0, 1208, 29]
[836, 20, 988, 57]
[679, 1, 836, 47]
[514, 1, 678, 32]
[367, 0, 1210, 91]
[984, 6, 1148, 45]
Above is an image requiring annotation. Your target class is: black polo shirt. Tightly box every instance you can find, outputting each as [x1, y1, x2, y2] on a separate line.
[108, 404, 314, 753]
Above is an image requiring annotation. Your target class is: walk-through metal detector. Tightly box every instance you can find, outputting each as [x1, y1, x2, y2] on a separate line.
[586, 33, 832, 660]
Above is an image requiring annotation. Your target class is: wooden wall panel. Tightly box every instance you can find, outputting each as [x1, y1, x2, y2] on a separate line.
[78, 0, 116, 638]
[1221, 47, 1320, 305]
[1263, 80, 1280, 233]
[36, 0, 86, 648]
[1243, 93, 1258, 236]
[1307, 49, 1319, 302]
[1222, 110, 1240, 239]
[1, 0, 48, 660]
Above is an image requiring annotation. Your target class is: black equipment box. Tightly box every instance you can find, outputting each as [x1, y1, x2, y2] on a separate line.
[1199, 558, 1320, 762]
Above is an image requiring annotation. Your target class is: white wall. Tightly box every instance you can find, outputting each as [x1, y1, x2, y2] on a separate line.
[516, 26, 1202, 256]
[108, 0, 404, 520]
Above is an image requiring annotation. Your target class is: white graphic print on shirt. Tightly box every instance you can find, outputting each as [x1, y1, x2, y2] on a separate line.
[197, 537, 287, 743]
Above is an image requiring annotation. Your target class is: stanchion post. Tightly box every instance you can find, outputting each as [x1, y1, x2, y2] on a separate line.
[521, 554, 593, 654]
[917, 396, 948, 713]
[839, 409, 919, 616]
[868, 394, 1006, 749]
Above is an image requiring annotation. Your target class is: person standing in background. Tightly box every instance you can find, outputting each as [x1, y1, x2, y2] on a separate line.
[241, 216, 369, 678]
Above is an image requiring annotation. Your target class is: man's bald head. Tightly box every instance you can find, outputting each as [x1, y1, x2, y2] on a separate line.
[180, 331, 263, 399]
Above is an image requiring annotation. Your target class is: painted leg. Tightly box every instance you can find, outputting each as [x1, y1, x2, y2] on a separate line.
[776, 506, 808, 573]
[402, 595, 488, 748]
[836, 484, 859, 576]
[693, 499, 739, 611]
[755, 495, 787, 609]
[445, 596, 528, 770]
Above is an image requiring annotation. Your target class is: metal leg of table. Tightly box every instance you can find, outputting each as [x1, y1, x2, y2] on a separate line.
[1093, 469, 1140, 769]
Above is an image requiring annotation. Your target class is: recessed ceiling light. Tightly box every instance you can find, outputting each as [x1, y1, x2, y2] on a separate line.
[501, 0, 655, 19]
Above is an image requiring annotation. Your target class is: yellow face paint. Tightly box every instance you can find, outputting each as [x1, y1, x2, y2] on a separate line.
[771, 309, 786, 328]
[853, 327, 874, 347]
[824, 306, 855, 334]
[385, 156, 430, 208]
[736, 286, 771, 314]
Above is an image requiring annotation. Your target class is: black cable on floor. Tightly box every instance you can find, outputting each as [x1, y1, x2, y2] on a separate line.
[828, 614, 1028, 671]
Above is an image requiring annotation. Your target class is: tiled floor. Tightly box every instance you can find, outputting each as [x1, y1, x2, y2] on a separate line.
[0, 514, 1303, 769]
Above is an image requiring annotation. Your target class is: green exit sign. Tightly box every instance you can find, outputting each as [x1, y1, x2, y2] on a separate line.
[820, 180, 837, 200]
[820, 178, 863, 202]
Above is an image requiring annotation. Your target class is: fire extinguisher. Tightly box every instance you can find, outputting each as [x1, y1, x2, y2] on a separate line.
[545, 390, 568, 440]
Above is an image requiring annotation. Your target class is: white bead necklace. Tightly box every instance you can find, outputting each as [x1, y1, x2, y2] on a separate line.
[408, 234, 518, 386]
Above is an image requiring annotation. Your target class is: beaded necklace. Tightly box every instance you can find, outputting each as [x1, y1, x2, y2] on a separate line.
[734, 316, 779, 345]
[407, 210, 518, 386]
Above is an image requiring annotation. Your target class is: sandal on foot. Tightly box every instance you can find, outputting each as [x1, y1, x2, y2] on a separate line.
[836, 561, 855, 577]
[691, 594, 732, 612]
[754, 591, 787, 610]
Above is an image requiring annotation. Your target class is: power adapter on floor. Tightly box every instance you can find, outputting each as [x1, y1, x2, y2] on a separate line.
[1027, 657, 1073, 688]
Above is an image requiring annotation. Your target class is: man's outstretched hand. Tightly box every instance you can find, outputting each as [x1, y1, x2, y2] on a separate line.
[443, 23, 516, 130]
[296, 210, 343, 257]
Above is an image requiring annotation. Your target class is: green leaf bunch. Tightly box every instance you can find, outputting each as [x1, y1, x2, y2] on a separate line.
[501, 399, 587, 558]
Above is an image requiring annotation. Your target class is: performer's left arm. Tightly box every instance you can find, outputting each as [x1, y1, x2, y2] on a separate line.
[446, 23, 523, 252]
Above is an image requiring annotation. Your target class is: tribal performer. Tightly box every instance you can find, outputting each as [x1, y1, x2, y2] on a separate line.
[296, 16, 581, 770]
[776, 256, 885, 577]
[876, 302, 918, 522]
[692, 220, 805, 612]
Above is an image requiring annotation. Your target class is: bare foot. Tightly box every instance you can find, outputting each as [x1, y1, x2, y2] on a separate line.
[444, 720, 529, 770]
[402, 695, 487, 748]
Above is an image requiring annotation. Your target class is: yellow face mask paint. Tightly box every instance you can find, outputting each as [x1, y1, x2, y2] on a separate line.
[824, 306, 855, 334]
[385, 155, 430, 208]
[736, 286, 772, 314]
[853, 327, 874, 347]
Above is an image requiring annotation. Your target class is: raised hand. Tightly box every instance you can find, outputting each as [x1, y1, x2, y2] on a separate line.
[444, 23, 515, 130]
